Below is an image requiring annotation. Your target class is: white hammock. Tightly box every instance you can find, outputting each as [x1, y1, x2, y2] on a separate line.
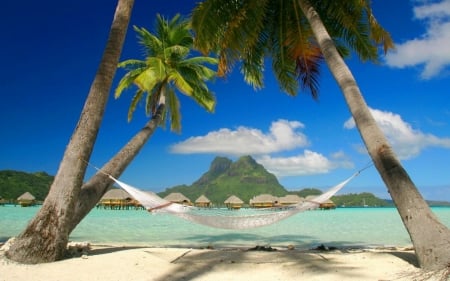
[109, 169, 363, 230]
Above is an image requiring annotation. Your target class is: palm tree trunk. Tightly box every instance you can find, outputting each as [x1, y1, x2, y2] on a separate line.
[5, 0, 135, 264]
[298, 0, 450, 270]
[68, 104, 165, 232]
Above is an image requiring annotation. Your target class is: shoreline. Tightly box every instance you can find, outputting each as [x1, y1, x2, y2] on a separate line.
[2, 242, 448, 281]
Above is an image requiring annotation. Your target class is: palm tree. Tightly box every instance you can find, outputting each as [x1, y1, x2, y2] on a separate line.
[115, 14, 217, 131]
[5, 0, 135, 264]
[6, 11, 217, 263]
[191, 0, 450, 270]
[66, 14, 218, 232]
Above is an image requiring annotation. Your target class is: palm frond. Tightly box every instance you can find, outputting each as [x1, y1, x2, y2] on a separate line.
[168, 71, 194, 96]
[312, 0, 388, 62]
[192, 0, 268, 77]
[133, 26, 163, 57]
[192, 0, 229, 53]
[128, 89, 144, 122]
[294, 45, 323, 99]
[115, 67, 147, 98]
[179, 57, 218, 80]
[117, 59, 147, 70]
[190, 86, 216, 112]
[165, 88, 182, 133]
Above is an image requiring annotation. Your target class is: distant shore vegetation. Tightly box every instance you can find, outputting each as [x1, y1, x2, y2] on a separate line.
[1, 169, 449, 207]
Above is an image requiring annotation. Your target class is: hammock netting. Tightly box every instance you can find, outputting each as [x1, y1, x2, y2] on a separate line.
[110, 170, 361, 230]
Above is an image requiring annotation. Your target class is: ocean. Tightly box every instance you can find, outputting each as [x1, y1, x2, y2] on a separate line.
[1, 205, 450, 249]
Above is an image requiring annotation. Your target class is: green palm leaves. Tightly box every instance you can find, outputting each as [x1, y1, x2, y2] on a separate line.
[192, 0, 393, 98]
[115, 14, 218, 132]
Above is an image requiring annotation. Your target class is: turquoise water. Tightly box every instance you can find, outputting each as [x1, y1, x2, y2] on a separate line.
[1, 205, 450, 249]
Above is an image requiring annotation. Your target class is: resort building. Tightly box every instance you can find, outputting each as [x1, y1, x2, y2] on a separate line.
[98, 188, 142, 210]
[224, 195, 244, 210]
[319, 199, 337, 210]
[278, 194, 304, 206]
[195, 195, 212, 208]
[164, 192, 192, 206]
[249, 194, 279, 208]
[17, 192, 36, 207]
[304, 195, 336, 210]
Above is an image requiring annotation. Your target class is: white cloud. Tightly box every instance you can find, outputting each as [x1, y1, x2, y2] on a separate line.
[171, 119, 353, 177]
[385, 0, 450, 79]
[344, 108, 450, 159]
[170, 119, 309, 155]
[256, 150, 353, 177]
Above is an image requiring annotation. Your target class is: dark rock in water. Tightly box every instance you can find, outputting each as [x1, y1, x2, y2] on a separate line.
[248, 245, 277, 252]
[313, 244, 338, 251]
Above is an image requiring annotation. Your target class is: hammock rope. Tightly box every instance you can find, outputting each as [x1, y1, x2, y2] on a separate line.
[106, 163, 372, 230]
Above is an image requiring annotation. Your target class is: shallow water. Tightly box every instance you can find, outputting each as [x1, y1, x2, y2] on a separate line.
[1, 205, 449, 249]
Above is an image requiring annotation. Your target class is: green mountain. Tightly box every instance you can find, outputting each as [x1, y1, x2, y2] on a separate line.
[158, 156, 288, 205]
[0, 170, 53, 201]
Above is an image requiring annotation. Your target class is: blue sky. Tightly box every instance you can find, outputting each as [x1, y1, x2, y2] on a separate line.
[1, 0, 450, 201]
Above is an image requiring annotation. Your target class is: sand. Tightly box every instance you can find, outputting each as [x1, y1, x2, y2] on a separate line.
[1, 243, 448, 281]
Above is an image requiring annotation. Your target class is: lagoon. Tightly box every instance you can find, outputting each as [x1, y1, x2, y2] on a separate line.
[1, 205, 449, 249]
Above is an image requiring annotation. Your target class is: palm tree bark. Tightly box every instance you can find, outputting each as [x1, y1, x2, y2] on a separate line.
[297, 0, 450, 270]
[5, 0, 135, 264]
[68, 104, 165, 232]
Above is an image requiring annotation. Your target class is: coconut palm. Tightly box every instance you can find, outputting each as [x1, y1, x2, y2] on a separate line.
[191, 0, 450, 270]
[5, 0, 135, 264]
[65, 14, 218, 232]
[115, 14, 217, 132]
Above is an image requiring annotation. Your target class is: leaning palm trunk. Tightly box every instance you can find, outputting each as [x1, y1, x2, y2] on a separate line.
[298, 0, 450, 270]
[68, 104, 165, 232]
[5, 0, 135, 264]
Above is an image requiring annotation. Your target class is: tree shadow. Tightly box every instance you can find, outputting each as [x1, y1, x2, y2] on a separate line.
[148, 248, 385, 281]
[387, 250, 419, 267]
[86, 245, 147, 256]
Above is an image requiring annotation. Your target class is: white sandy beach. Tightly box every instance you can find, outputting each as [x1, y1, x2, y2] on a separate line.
[1, 243, 448, 281]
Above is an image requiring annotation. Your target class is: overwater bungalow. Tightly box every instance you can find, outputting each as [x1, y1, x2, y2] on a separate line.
[304, 195, 336, 210]
[195, 195, 212, 208]
[224, 195, 243, 210]
[319, 199, 337, 210]
[278, 194, 304, 206]
[17, 192, 36, 207]
[164, 192, 192, 206]
[249, 194, 278, 208]
[98, 188, 142, 210]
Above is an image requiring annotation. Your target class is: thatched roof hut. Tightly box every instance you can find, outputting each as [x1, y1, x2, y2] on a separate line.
[249, 194, 278, 208]
[319, 199, 336, 210]
[195, 195, 212, 208]
[304, 195, 336, 210]
[278, 194, 304, 206]
[164, 192, 192, 205]
[98, 188, 142, 210]
[17, 192, 36, 207]
[224, 195, 243, 210]
[102, 189, 132, 200]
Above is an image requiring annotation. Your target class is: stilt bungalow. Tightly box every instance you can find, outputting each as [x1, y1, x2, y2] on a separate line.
[278, 194, 304, 206]
[195, 195, 212, 208]
[17, 192, 36, 207]
[319, 199, 337, 210]
[305, 195, 336, 210]
[98, 189, 142, 210]
[224, 195, 243, 210]
[164, 192, 192, 206]
[249, 194, 278, 208]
